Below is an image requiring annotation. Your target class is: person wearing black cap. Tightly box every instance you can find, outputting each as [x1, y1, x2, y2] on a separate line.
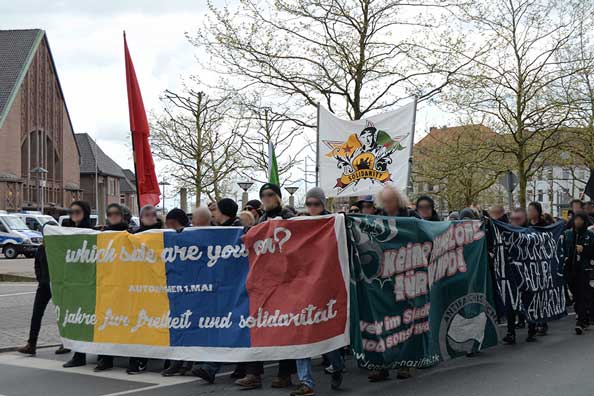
[165, 208, 190, 231]
[211, 198, 241, 226]
[356, 196, 377, 215]
[256, 183, 293, 223]
[244, 199, 263, 222]
[162, 207, 193, 377]
[563, 211, 594, 335]
[235, 183, 296, 390]
[193, 198, 242, 384]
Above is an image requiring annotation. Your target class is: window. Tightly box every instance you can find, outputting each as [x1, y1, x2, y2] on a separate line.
[120, 194, 125, 204]
[562, 168, 570, 180]
[537, 190, 544, 202]
[527, 190, 533, 199]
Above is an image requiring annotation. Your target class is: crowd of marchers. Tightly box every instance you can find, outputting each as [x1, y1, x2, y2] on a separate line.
[14, 182, 594, 396]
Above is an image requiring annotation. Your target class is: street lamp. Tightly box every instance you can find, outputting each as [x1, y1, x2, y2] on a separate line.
[238, 182, 254, 209]
[285, 186, 299, 208]
[159, 180, 171, 214]
[31, 167, 48, 213]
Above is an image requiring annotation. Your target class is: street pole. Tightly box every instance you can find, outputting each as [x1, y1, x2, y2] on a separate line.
[238, 182, 254, 209]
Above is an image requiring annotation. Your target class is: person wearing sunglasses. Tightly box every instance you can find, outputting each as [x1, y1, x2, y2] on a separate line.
[348, 205, 361, 214]
[290, 187, 344, 396]
[236, 183, 296, 390]
[244, 199, 263, 223]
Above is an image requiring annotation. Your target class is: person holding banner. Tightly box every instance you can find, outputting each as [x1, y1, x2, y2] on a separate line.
[527, 202, 551, 336]
[290, 187, 344, 396]
[126, 205, 164, 375]
[94, 203, 133, 372]
[415, 195, 440, 221]
[18, 201, 93, 358]
[236, 183, 297, 390]
[62, 201, 96, 368]
[563, 212, 594, 335]
[193, 198, 242, 384]
[367, 185, 416, 382]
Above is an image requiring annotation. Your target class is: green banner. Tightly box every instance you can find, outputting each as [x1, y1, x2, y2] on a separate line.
[347, 215, 498, 369]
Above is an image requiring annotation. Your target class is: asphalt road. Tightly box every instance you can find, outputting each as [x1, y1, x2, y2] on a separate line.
[0, 312, 593, 396]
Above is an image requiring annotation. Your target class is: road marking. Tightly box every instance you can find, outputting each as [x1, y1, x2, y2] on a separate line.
[0, 292, 36, 297]
[0, 353, 197, 386]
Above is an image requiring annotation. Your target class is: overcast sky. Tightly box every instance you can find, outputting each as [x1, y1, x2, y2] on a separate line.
[1, 1, 449, 205]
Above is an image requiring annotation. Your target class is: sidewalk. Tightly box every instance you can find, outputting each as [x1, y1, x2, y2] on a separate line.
[0, 283, 60, 351]
[0, 257, 36, 281]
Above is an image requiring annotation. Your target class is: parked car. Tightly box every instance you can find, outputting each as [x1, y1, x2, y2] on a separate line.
[12, 211, 58, 232]
[0, 214, 43, 259]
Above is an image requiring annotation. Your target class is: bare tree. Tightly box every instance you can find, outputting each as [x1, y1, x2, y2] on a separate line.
[233, 95, 304, 185]
[150, 88, 248, 205]
[445, 0, 587, 208]
[191, 0, 479, 124]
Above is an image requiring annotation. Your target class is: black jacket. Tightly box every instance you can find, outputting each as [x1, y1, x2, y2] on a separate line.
[102, 222, 130, 232]
[258, 206, 295, 223]
[134, 219, 163, 233]
[221, 217, 242, 227]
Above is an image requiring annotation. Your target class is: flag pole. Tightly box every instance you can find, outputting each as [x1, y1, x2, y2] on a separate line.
[316, 102, 320, 187]
[124, 31, 142, 215]
[405, 96, 418, 197]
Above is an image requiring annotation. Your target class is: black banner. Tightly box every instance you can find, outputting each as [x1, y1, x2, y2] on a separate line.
[491, 220, 567, 322]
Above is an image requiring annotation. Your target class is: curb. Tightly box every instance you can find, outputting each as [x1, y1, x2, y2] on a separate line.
[0, 274, 36, 282]
[0, 343, 61, 354]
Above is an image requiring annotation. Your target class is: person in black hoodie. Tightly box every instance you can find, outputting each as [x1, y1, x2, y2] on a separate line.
[415, 195, 440, 221]
[563, 212, 594, 334]
[193, 198, 242, 385]
[17, 201, 92, 357]
[60, 201, 95, 368]
[125, 205, 163, 375]
[235, 184, 296, 390]
[93, 203, 131, 372]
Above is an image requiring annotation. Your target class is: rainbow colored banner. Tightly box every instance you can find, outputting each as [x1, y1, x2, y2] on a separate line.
[44, 215, 349, 361]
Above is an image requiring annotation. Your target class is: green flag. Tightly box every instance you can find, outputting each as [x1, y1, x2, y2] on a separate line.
[268, 141, 280, 185]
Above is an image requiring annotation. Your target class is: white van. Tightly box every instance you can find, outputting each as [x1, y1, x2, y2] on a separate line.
[12, 212, 58, 232]
[0, 214, 43, 259]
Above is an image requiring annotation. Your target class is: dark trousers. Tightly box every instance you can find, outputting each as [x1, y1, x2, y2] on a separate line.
[245, 360, 296, 377]
[27, 283, 52, 344]
[506, 308, 536, 336]
[569, 271, 592, 324]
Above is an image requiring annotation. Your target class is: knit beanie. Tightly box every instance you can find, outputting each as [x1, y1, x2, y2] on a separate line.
[166, 208, 189, 227]
[217, 198, 239, 218]
[260, 183, 282, 199]
[305, 187, 326, 207]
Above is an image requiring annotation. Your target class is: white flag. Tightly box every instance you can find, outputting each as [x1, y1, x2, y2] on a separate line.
[318, 102, 416, 197]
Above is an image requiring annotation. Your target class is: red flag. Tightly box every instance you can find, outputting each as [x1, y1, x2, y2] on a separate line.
[124, 32, 160, 208]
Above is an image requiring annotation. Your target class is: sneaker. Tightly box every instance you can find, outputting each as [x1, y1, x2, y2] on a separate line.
[368, 369, 389, 382]
[63, 353, 86, 368]
[16, 342, 36, 355]
[234, 374, 262, 389]
[503, 333, 516, 345]
[290, 384, 315, 396]
[526, 335, 537, 342]
[536, 324, 548, 336]
[324, 364, 346, 375]
[192, 366, 216, 384]
[397, 367, 415, 379]
[162, 360, 184, 376]
[515, 321, 526, 329]
[55, 345, 71, 355]
[576, 324, 584, 335]
[331, 371, 343, 390]
[271, 375, 292, 388]
[127, 360, 147, 375]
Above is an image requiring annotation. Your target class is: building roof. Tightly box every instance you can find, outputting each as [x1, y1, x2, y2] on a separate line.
[120, 169, 136, 193]
[415, 124, 497, 150]
[75, 133, 126, 178]
[0, 29, 42, 126]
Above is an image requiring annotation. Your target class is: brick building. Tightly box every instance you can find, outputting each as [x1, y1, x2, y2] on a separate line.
[0, 29, 81, 214]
